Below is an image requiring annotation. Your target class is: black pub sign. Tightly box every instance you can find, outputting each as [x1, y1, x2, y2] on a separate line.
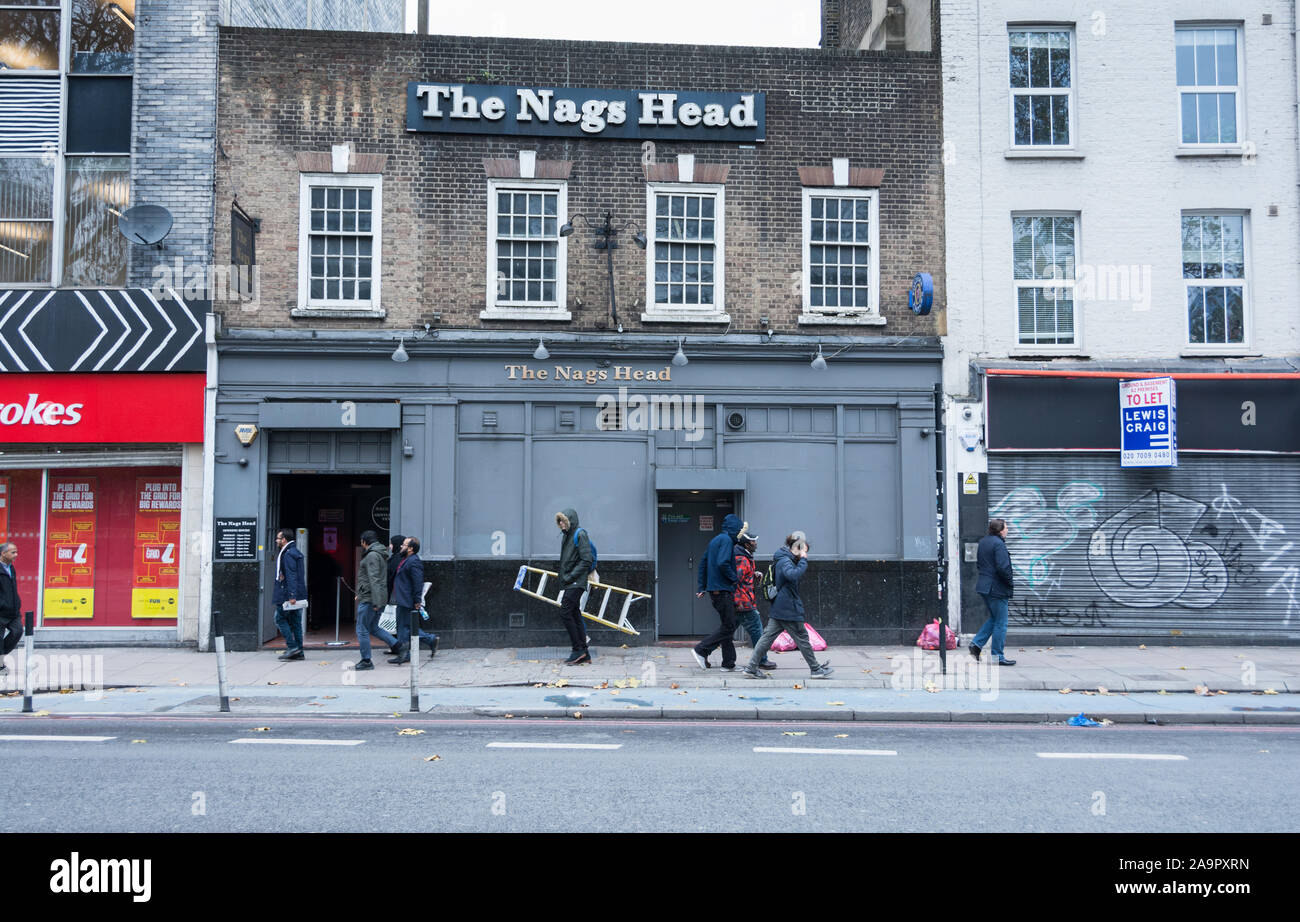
[405, 83, 765, 142]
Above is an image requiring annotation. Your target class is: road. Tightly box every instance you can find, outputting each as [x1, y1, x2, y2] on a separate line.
[1, 717, 1295, 832]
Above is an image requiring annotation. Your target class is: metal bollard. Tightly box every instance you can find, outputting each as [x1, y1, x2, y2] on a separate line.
[21, 611, 33, 714]
[212, 609, 231, 713]
[409, 609, 420, 713]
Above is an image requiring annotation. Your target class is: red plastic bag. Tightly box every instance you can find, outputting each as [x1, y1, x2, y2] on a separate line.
[771, 623, 828, 652]
[915, 618, 957, 650]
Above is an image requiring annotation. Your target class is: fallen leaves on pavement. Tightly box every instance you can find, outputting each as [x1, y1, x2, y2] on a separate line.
[397, 728, 425, 736]
[250, 727, 271, 732]
[782, 731, 807, 736]
[827, 701, 846, 706]
[423, 755, 441, 761]
[1059, 688, 1072, 694]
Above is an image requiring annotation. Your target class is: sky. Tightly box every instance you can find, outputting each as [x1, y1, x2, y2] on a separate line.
[414, 0, 823, 48]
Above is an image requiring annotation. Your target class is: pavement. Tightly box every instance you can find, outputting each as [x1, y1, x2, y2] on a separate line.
[1, 640, 1296, 724]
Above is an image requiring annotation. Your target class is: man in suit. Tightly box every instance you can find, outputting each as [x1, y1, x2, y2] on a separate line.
[970, 518, 1017, 666]
[272, 528, 308, 661]
[0, 543, 21, 673]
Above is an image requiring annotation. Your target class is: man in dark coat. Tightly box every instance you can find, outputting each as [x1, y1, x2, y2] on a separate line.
[970, 517, 1016, 666]
[0, 542, 21, 673]
[554, 508, 594, 665]
[389, 536, 437, 665]
[744, 532, 833, 678]
[272, 528, 307, 660]
[692, 513, 744, 670]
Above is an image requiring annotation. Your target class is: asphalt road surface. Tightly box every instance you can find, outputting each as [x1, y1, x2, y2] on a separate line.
[1, 717, 1295, 832]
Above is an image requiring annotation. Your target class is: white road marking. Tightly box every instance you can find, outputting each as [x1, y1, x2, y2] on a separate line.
[753, 747, 897, 756]
[1036, 752, 1188, 761]
[0, 735, 115, 742]
[229, 738, 365, 746]
[487, 742, 622, 750]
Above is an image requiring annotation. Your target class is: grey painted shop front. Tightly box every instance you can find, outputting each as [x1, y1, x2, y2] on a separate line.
[210, 330, 942, 651]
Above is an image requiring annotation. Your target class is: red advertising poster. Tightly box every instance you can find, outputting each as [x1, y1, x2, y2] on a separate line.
[43, 477, 97, 619]
[132, 477, 181, 620]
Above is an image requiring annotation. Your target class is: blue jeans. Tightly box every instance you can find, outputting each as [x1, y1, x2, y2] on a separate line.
[395, 605, 438, 653]
[356, 602, 398, 661]
[274, 604, 304, 653]
[737, 608, 762, 646]
[973, 593, 1009, 661]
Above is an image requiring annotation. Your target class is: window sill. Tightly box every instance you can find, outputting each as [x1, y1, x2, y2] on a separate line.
[640, 310, 731, 324]
[1175, 146, 1248, 158]
[1004, 148, 1085, 160]
[798, 313, 887, 326]
[291, 306, 386, 319]
[1008, 348, 1089, 358]
[1179, 348, 1257, 358]
[480, 309, 573, 321]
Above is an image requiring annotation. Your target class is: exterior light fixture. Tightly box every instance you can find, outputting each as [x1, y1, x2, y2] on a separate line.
[533, 339, 550, 360]
[561, 211, 646, 333]
[671, 337, 689, 367]
[811, 345, 827, 371]
[391, 338, 409, 362]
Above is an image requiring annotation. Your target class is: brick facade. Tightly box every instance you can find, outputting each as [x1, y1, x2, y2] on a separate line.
[129, 0, 220, 286]
[213, 27, 945, 338]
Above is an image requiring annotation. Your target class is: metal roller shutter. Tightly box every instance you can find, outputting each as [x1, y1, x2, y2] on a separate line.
[987, 455, 1300, 643]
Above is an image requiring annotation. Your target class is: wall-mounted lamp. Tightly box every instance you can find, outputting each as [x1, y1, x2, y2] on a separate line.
[402, 439, 415, 458]
[533, 338, 550, 360]
[560, 211, 646, 334]
[810, 344, 827, 371]
[391, 323, 435, 362]
[671, 337, 689, 367]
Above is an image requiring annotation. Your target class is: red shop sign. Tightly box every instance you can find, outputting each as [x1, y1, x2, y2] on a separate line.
[0, 373, 204, 444]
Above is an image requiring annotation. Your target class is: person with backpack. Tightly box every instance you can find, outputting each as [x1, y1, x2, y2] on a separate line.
[555, 507, 596, 665]
[692, 513, 745, 671]
[733, 532, 777, 670]
[743, 531, 834, 679]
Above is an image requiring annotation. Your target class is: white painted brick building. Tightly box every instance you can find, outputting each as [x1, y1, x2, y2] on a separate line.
[939, 2, 1300, 642]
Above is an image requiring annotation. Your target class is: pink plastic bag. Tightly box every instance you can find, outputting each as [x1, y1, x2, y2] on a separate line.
[771, 623, 828, 653]
[915, 618, 957, 651]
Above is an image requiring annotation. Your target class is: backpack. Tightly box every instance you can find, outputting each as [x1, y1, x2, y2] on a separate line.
[759, 563, 779, 601]
[573, 527, 598, 571]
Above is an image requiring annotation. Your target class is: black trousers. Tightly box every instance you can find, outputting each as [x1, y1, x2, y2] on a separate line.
[558, 587, 588, 652]
[697, 591, 737, 667]
[1, 610, 22, 656]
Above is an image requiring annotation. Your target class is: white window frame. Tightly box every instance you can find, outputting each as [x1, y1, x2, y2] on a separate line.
[1011, 211, 1082, 352]
[296, 172, 382, 316]
[799, 187, 883, 324]
[1007, 26, 1076, 150]
[482, 178, 569, 320]
[1181, 210, 1250, 353]
[1174, 23, 1245, 151]
[642, 181, 728, 324]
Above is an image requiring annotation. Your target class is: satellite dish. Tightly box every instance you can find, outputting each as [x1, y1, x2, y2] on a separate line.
[117, 204, 174, 246]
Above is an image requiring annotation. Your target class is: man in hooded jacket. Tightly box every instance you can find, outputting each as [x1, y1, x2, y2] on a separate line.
[354, 530, 397, 670]
[692, 513, 744, 670]
[555, 507, 595, 665]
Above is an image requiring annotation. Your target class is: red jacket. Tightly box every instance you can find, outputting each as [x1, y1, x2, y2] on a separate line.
[733, 548, 757, 611]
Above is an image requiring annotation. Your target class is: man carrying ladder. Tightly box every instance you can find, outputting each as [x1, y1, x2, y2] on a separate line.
[554, 507, 595, 665]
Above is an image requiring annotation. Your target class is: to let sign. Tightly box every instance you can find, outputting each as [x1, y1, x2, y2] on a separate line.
[1120, 377, 1177, 468]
